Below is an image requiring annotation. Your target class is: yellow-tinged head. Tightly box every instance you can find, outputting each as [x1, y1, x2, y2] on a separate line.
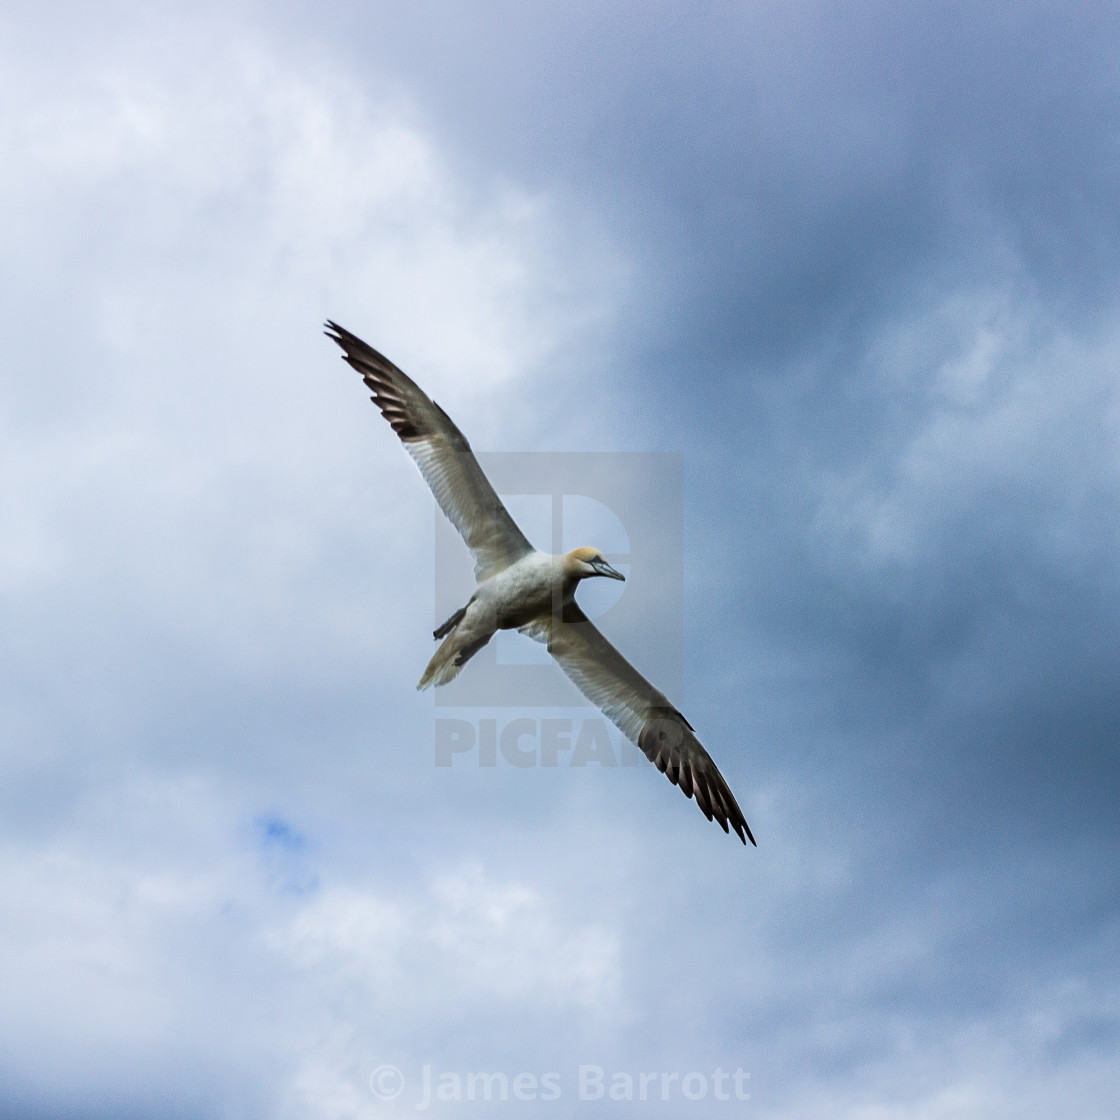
[565, 547, 626, 581]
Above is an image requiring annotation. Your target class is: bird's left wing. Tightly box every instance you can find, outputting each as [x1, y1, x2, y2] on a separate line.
[325, 321, 534, 581]
[523, 604, 754, 845]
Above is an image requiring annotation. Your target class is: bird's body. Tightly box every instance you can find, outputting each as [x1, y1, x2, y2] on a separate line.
[419, 550, 556, 690]
[325, 321, 755, 846]
[420, 548, 621, 689]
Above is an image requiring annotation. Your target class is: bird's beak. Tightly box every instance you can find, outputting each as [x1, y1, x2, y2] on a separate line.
[592, 559, 626, 581]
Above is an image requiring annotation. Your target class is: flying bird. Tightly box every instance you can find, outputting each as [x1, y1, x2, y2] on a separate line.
[325, 321, 754, 846]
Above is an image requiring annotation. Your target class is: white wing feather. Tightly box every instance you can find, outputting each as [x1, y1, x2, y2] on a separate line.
[325, 321, 534, 581]
[523, 604, 754, 845]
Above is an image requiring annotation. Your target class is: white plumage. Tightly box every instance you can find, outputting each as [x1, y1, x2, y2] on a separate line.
[326, 321, 754, 846]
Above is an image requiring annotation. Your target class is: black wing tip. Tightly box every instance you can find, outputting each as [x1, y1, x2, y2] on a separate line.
[727, 800, 755, 847]
[324, 319, 366, 361]
[323, 320, 399, 372]
[638, 714, 756, 849]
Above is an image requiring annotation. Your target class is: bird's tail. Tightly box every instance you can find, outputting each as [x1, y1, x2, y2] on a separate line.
[417, 629, 492, 690]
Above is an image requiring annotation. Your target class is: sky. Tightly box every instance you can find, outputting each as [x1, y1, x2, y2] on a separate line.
[2, 1, 1119, 1116]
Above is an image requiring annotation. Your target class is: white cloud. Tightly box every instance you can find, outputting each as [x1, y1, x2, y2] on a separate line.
[766, 1009, 1119, 1120]
[0, 19, 622, 687]
[272, 865, 620, 1015]
[0, 769, 625, 1115]
[3, 7, 1117, 1120]
[813, 290, 1120, 567]
[0, 19, 633, 1114]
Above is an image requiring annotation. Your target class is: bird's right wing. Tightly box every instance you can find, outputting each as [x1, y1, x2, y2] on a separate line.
[523, 604, 754, 845]
[325, 322, 535, 581]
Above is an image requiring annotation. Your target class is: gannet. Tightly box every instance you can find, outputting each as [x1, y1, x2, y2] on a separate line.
[325, 321, 754, 846]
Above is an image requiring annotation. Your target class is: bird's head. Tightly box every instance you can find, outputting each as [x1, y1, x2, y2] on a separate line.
[565, 547, 626, 582]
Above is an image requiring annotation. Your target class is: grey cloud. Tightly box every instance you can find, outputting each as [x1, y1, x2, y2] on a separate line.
[3, 2, 1120, 1118]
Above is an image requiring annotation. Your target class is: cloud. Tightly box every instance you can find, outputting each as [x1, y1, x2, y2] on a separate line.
[2, 3, 1120, 1118]
[0, 11, 623, 761]
[0, 768, 627, 1116]
[0, 12, 632, 1114]
[270, 865, 620, 1022]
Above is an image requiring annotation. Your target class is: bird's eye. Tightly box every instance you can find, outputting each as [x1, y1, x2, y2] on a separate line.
[593, 555, 604, 564]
